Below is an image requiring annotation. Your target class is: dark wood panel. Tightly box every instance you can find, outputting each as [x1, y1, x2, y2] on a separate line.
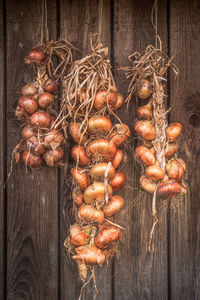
[59, 1, 113, 299]
[169, 1, 200, 299]
[113, 1, 168, 299]
[0, 1, 5, 299]
[6, 1, 59, 299]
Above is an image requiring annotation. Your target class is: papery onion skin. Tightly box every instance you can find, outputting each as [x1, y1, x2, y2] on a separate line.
[43, 147, 63, 167]
[166, 123, 182, 142]
[83, 182, 113, 205]
[18, 96, 38, 114]
[157, 179, 181, 198]
[146, 165, 165, 181]
[22, 150, 43, 168]
[76, 87, 87, 104]
[72, 244, 105, 266]
[112, 93, 124, 110]
[137, 103, 153, 120]
[136, 79, 153, 100]
[21, 83, 38, 96]
[71, 145, 90, 166]
[134, 120, 156, 140]
[69, 122, 88, 145]
[44, 79, 58, 94]
[71, 168, 90, 191]
[109, 170, 126, 192]
[44, 129, 64, 149]
[112, 149, 124, 169]
[135, 146, 156, 166]
[70, 224, 90, 246]
[140, 175, 157, 193]
[90, 162, 115, 180]
[21, 125, 35, 139]
[87, 139, 117, 161]
[88, 116, 112, 134]
[166, 158, 186, 181]
[103, 195, 124, 217]
[94, 89, 117, 110]
[78, 205, 104, 223]
[111, 124, 130, 146]
[24, 48, 46, 65]
[94, 226, 122, 249]
[30, 111, 52, 128]
[38, 92, 54, 108]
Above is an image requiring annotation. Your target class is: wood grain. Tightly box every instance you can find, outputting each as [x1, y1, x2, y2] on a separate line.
[113, 1, 168, 299]
[6, 1, 59, 299]
[59, 1, 113, 299]
[0, 1, 5, 299]
[169, 0, 200, 299]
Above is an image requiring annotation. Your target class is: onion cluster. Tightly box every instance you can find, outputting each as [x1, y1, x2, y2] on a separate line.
[14, 48, 64, 168]
[134, 79, 186, 198]
[66, 91, 129, 282]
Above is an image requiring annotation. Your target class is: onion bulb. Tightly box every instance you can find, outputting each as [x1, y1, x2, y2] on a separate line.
[71, 168, 90, 191]
[71, 145, 90, 166]
[165, 143, 178, 157]
[38, 92, 54, 108]
[87, 139, 117, 161]
[109, 170, 126, 192]
[78, 205, 104, 223]
[157, 179, 181, 198]
[103, 195, 124, 217]
[21, 125, 35, 139]
[21, 83, 38, 96]
[69, 122, 88, 145]
[166, 158, 186, 181]
[43, 147, 63, 167]
[94, 226, 122, 249]
[18, 96, 38, 114]
[83, 182, 113, 205]
[140, 175, 157, 193]
[136, 79, 153, 99]
[112, 149, 124, 169]
[137, 102, 153, 120]
[70, 224, 91, 246]
[22, 150, 43, 168]
[44, 79, 58, 94]
[24, 48, 45, 65]
[72, 190, 84, 206]
[146, 165, 165, 181]
[135, 146, 156, 166]
[44, 129, 64, 149]
[112, 93, 124, 110]
[27, 136, 46, 155]
[30, 111, 52, 128]
[134, 120, 156, 140]
[88, 116, 112, 134]
[90, 162, 115, 180]
[111, 124, 130, 146]
[72, 243, 105, 266]
[166, 123, 182, 142]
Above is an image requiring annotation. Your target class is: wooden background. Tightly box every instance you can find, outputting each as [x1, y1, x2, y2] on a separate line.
[0, 0, 200, 299]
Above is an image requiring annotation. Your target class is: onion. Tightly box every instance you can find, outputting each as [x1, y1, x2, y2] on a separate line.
[44, 129, 64, 149]
[83, 182, 113, 205]
[166, 123, 182, 142]
[94, 226, 122, 249]
[157, 179, 181, 198]
[165, 143, 178, 157]
[71, 168, 90, 191]
[94, 89, 117, 110]
[88, 116, 112, 134]
[134, 120, 156, 140]
[70, 224, 91, 246]
[27, 136, 46, 155]
[146, 165, 165, 181]
[112, 93, 124, 110]
[44, 79, 58, 94]
[69, 122, 88, 145]
[140, 175, 157, 193]
[22, 150, 43, 168]
[21, 83, 38, 96]
[112, 149, 124, 169]
[90, 162, 115, 180]
[135, 146, 156, 166]
[87, 139, 117, 161]
[21, 125, 35, 139]
[103, 195, 124, 217]
[166, 158, 186, 181]
[43, 147, 63, 167]
[78, 205, 104, 223]
[111, 124, 130, 146]
[50, 116, 62, 130]
[109, 170, 126, 192]
[76, 87, 87, 103]
[38, 92, 54, 108]
[72, 243, 105, 266]
[18, 96, 38, 114]
[30, 111, 52, 128]
[24, 48, 45, 65]
[71, 145, 90, 166]
[136, 79, 153, 99]
[72, 190, 84, 206]
[137, 102, 153, 120]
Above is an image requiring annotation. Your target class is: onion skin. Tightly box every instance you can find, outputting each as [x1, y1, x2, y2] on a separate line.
[137, 103, 153, 120]
[27, 136, 46, 155]
[134, 120, 156, 140]
[72, 244, 105, 266]
[21, 83, 38, 96]
[103, 195, 124, 217]
[76, 87, 87, 103]
[88, 116, 112, 134]
[112, 149, 124, 169]
[24, 48, 45, 65]
[136, 79, 153, 99]
[111, 124, 130, 146]
[30, 111, 52, 128]
[21, 125, 35, 139]
[78, 205, 104, 223]
[71, 145, 90, 166]
[44, 130, 64, 149]
[90, 162, 115, 180]
[157, 179, 181, 198]
[95, 226, 122, 249]
[70, 224, 91, 246]
[50, 116, 62, 130]
[38, 92, 54, 108]
[140, 175, 157, 193]
[165, 143, 178, 157]
[43, 147, 63, 167]
[69, 122, 88, 145]
[83, 182, 113, 205]
[166, 123, 182, 142]
[22, 150, 43, 168]
[112, 93, 124, 110]
[166, 158, 186, 181]
[72, 190, 84, 206]
[87, 139, 117, 161]
[94, 89, 117, 110]
[18, 96, 38, 114]
[44, 79, 58, 94]
[109, 170, 126, 192]
[146, 165, 165, 181]
[135, 146, 156, 166]
[71, 168, 90, 191]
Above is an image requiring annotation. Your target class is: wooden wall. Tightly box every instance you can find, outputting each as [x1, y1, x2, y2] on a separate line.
[0, 0, 199, 299]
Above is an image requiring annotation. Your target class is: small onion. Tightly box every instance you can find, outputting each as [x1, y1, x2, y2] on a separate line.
[134, 120, 156, 140]
[21, 125, 35, 139]
[112, 93, 124, 110]
[76, 87, 87, 103]
[112, 149, 124, 169]
[157, 179, 181, 198]
[83, 182, 113, 205]
[38, 92, 54, 108]
[30, 111, 52, 128]
[21, 83, 38, 96]
[22, 150, 43, 168]
[165, 143, 178, 157]
[109, 170, 126, 192]
[166, 123, 182, 142]
[135, 146, 156, 166]
[146, 165, 165, 181]
[103, 195, 124, 217]
[136, 79, 153, 99]
[90, 162, 115, 180]
[87, 139, 117, 161]
[166, 158, 186, 181]
[44, 79, 58, 94]
[24, 48, 45, 65]
[94, 226, 122, 249]
[71, 145, 90, 166]
[140, 175, 157, 193]
[72, 243, 105, 266]
[94, 89, 117, 110]
[44, 129, 64, 149]
[70, 224, 91, 246]
[78, 205, 104, 223]
[137, 102, 153, 120]
[43, 147, 63, 167]
[88, 116, 112, 134]
[69, 122, 88, 145]
[27, 136, 46, 155]
[72, 190, 84, 206]
[18, 96, 38, 114]
[111, 124, 130, 146]
[71, 168, 90, 191]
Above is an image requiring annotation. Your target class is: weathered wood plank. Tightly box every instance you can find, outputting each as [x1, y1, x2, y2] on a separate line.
[113, 1, 168, 299]
[6, 1, 59, 299]
[0, 1, 5, 299]
[59, 0, 112, 299]
[169, 1, 200, 299]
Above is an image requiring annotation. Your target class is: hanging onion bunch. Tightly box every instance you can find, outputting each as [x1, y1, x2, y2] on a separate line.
[13, 40, 75, 169]
[64, 36, 129, 283]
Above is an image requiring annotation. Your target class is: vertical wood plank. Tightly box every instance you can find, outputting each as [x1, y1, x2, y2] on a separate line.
[0, 1, 5, 299]
[113, 1, 168, 299]
[59, 1, 113, 299]
[6, 1, 59, 299]
[169, 1, 200, 299]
